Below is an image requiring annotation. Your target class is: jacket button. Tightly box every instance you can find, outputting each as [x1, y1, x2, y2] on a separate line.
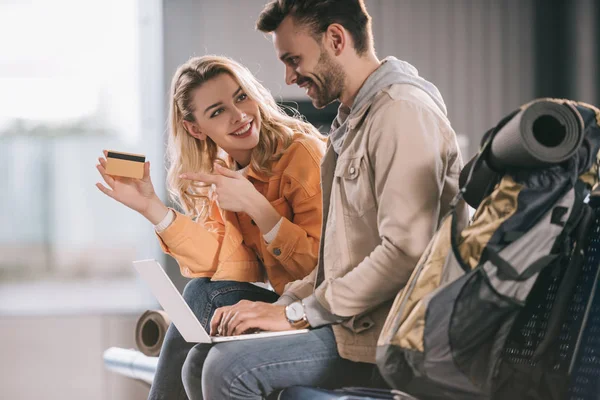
[273, 248, 282, 256]
[349, 167, 356, 174]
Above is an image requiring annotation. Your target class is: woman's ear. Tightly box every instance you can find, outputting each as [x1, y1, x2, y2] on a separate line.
[182, 120, 207, 140]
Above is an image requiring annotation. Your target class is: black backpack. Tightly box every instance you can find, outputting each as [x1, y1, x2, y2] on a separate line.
[376, 100, 600, 400]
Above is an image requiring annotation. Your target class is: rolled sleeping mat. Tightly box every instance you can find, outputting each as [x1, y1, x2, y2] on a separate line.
[488, 100, 584, 169]
[135, 310, 171, 357]
[459, 155, 500, 209]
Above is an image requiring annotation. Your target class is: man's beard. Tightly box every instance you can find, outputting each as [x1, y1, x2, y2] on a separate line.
[300, 50, 345, 109]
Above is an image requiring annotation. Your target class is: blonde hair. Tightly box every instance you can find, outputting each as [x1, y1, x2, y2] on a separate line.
[167, 55, 323, 218]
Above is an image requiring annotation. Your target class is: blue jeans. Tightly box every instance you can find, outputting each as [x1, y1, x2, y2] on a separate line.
[181, 325, 376, 400]
[148, 278, 279, 400]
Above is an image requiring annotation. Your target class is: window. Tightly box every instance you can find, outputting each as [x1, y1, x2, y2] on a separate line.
[0, 0, 164, 311]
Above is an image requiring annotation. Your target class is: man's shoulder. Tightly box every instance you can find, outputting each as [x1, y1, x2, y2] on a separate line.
[368, 83, 447, 122]
[363, 84, 457, 152]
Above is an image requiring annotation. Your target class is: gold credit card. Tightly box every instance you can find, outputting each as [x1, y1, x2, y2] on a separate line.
[105, 150, 146, 179]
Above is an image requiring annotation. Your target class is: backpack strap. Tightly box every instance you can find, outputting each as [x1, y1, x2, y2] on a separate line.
[482, 248, 559, 281]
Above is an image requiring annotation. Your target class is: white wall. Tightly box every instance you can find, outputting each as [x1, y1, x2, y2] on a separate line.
[574, 0, 598, 106]
[163, 0, 305, 102]
[0, 315, 149, 400]
[369, 0, 535, 157]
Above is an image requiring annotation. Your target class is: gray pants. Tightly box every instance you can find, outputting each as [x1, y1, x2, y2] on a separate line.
[182, 326, 376, 399]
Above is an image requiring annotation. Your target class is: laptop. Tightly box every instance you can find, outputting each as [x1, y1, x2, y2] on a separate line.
[132, 259, 309, 343]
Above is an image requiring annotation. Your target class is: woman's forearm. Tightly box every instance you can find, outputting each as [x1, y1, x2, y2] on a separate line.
[245, 193, 282, 235]
[141, 196, 170, 225]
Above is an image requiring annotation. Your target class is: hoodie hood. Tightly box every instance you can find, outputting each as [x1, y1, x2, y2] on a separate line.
[329, 56, 447, 154]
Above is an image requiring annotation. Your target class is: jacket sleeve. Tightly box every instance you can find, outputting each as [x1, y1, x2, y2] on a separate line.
[265, 140, 325, 280]
[307, 100, 447, 325]
[156, 206, 256, 277]
[273, 266, 318, 306]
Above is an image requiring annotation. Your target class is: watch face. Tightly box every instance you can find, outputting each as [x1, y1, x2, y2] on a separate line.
[286, 302, 304, 322]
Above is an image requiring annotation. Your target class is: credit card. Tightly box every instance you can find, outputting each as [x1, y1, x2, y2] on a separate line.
[105, 150, 146, 179]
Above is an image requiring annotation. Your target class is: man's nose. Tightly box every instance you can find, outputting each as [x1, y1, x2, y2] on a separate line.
[285, 65, 298, 86]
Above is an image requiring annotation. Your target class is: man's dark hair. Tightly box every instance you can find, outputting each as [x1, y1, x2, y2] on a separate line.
[256, 0, 373, 56]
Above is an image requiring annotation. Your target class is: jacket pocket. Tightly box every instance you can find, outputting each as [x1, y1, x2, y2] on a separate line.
[334, 154, 376, 218]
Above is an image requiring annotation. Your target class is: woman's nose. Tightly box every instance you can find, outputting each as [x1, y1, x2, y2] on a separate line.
[232, 108, 247, 124]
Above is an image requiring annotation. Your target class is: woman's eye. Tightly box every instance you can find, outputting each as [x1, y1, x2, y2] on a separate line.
[210, 108, 224, 118]
[237, 93, 248, 102]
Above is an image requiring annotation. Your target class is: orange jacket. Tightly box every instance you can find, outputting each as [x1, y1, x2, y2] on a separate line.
[156, 132, 325, 294]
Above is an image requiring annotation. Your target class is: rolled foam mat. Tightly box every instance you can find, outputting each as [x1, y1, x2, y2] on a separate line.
[135, 309, 171, 357]
[489, 100, 583, 169]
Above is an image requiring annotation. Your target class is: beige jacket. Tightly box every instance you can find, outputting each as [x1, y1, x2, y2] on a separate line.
[276, 83, 468, 363]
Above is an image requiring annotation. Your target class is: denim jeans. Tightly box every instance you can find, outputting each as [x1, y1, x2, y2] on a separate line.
[181, 325, 377, 400]
[148, 278, 279, 400]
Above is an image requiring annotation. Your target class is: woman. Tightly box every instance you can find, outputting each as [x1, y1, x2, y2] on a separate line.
[96, 55, 325, 399]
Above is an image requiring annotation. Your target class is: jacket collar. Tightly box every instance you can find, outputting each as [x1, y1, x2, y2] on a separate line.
[227, 156, 270, 183]
[347, 102, 372, 130]
[246, 166, 270, 183]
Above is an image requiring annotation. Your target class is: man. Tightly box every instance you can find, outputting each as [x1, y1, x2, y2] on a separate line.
[181, 1, 468, 398]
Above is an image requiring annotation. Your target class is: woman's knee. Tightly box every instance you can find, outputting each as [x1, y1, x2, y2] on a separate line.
[182, 278, 212, 304]
[182, 278, 246, 305]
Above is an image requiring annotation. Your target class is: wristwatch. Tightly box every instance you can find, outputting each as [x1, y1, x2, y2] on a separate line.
[285, 301, 310, 329]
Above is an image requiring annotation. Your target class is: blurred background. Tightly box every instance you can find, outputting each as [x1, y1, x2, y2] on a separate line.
[0, 0, 598, 399]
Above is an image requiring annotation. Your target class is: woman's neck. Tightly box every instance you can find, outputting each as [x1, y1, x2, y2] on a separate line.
[227, 149, 252, 168]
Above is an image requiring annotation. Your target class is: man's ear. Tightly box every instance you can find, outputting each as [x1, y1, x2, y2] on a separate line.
[325, 23, 346, 56]
[182, 120, 207, 140]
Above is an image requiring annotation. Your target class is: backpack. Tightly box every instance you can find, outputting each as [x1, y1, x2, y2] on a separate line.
[492, 193, 599, 400]
[376, 99, 600, 400]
